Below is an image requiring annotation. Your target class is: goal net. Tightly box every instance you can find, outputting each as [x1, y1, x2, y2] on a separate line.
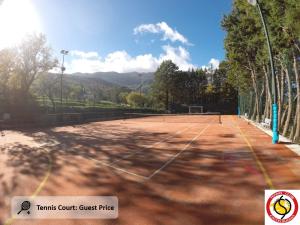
[188, 106, 204, 114]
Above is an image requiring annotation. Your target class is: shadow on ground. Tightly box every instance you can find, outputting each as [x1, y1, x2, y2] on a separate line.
[1, 119, 292, 225]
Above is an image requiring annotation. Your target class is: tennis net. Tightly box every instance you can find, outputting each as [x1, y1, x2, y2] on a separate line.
[123, 112, 222, 124]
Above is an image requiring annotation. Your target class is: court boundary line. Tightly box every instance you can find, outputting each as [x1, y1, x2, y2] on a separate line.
[88, 157, 148, 179]
[147, 124, 211, 179]
[107, 115, 208, 166]
[122, 113, 221, 124]
[87, 123, 212, 181]
[4, 148, 52, 225]
[3, 118, 209, 223]
[109, 124, 196, 165]
[232, 116, 275, 189]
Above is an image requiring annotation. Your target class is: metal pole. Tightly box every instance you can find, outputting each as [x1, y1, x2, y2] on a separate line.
[60, 54, 64, 112]
[60, 50, 68, 116]
[238, 88, 240, 117]
[256, 1, 279, 144]
[237, 74, 240, 117]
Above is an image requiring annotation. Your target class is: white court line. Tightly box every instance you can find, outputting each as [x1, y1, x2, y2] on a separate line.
[147, 123, 211, 179]
[109, 116, 212, 165]
[109, 124, 196, 165]
[86, 118, 212, 180]
[88, 157, 148, 180]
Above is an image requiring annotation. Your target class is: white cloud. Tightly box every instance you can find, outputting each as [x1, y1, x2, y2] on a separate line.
[57, 22, 197, 73]
[134, 21, 190, 45]
[134, 24, 159, 34]
[64, 46, 196, 73]
[160, 45, 195, 71]
[209, 58, 220, 69]
[70, 50, 99, 59]
[201, 58, 220, 70]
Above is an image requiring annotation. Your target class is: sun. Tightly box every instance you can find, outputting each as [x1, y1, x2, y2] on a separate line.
[0, 0, 42, 49]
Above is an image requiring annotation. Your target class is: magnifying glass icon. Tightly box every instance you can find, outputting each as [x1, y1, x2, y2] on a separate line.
[17, 201, 31, 215]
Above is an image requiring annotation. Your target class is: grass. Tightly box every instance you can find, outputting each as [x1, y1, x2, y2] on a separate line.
[36, 97, 127, 109]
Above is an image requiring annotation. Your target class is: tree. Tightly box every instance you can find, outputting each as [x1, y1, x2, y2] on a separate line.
[14, 34, 57, 97]
[222, 0, 300, 142]
[0, 33, 57, 118]
[126, 92, 147, 107]
[34, 73, 60, 112]
[118, 92, 129, 104]
[152, 60, 179, 110]
[0, 48, 16, 112]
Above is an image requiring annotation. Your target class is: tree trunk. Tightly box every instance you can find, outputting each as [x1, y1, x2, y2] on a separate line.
[250, 68, 260, 122]
[279, 68, 285, 128]
[281, 107, 288, 130]
[293, 52, 300, 140]
[251, 98, 257, 121]
[248, 91, 254, 119]
[263, 65, 272, 119]
[165, 89, 169, 111]
[259, 80, 265, 120]
[295, 43, 300, 54]
[49, 95, 55, 112]
[263, 81, 269, 120]
[276, 71, 281, 126]
[289, 115, 297, 140]
[283, 65, 292, 137]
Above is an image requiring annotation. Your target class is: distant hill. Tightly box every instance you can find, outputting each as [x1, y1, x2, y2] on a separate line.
[63, 73, 118, 89]
[69, 72, 154, 92]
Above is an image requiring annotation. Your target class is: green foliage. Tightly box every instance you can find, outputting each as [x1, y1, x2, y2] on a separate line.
[0, 33, 57, 117]
[126, 92, 147, 107]
[152, 60, 179, 109]
[222, 0, 300, 141]
[118, 92, 129, 104]
[150, 60, 236, 112]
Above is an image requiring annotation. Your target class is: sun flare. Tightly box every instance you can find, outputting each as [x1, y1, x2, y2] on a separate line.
[0, 0, 42, 49]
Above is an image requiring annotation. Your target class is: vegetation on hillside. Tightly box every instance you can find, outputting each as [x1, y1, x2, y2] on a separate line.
[0, 33, 236, 119]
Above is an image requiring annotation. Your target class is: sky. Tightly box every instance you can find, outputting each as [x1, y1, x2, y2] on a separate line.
[0, 0, 232, 73]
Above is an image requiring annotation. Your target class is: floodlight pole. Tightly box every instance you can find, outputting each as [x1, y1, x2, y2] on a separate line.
[60, 50, 68, 114]
[248, 0, 278, 144]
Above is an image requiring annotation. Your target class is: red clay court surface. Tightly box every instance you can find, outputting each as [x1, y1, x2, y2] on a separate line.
[0, 115, 300, 225]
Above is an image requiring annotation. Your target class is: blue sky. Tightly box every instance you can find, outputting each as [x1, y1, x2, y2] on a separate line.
[0, 0, 232, 73]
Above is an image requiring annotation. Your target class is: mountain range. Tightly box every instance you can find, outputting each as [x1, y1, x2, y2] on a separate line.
[66, 71, 154, 92]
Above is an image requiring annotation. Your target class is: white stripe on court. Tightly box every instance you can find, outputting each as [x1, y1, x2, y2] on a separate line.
[109, 124, 196, 165]
[147, 124, 211, 179]
[86, 117, 212, 180]
[88, 157, 148, 180]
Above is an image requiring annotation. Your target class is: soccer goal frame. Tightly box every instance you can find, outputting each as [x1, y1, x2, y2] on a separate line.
[188, 106, 204, 114]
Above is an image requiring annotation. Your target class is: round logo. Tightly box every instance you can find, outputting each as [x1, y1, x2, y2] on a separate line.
[266, 191, 298, 223]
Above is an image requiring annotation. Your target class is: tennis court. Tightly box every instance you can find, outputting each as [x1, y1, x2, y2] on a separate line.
[1, 114, 300, 225]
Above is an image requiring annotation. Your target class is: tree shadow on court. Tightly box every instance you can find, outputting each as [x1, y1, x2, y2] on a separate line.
[1, 120, 300, 225]
[0, 122, 188, 200]
[75, 138, 268, 225]
[1, 123, 184, 224]
[0, 125, 276, 225]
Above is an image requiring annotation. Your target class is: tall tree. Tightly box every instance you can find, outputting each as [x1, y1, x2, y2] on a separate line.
[152, 60, 178, 110]
[14, 34, 57, 99]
